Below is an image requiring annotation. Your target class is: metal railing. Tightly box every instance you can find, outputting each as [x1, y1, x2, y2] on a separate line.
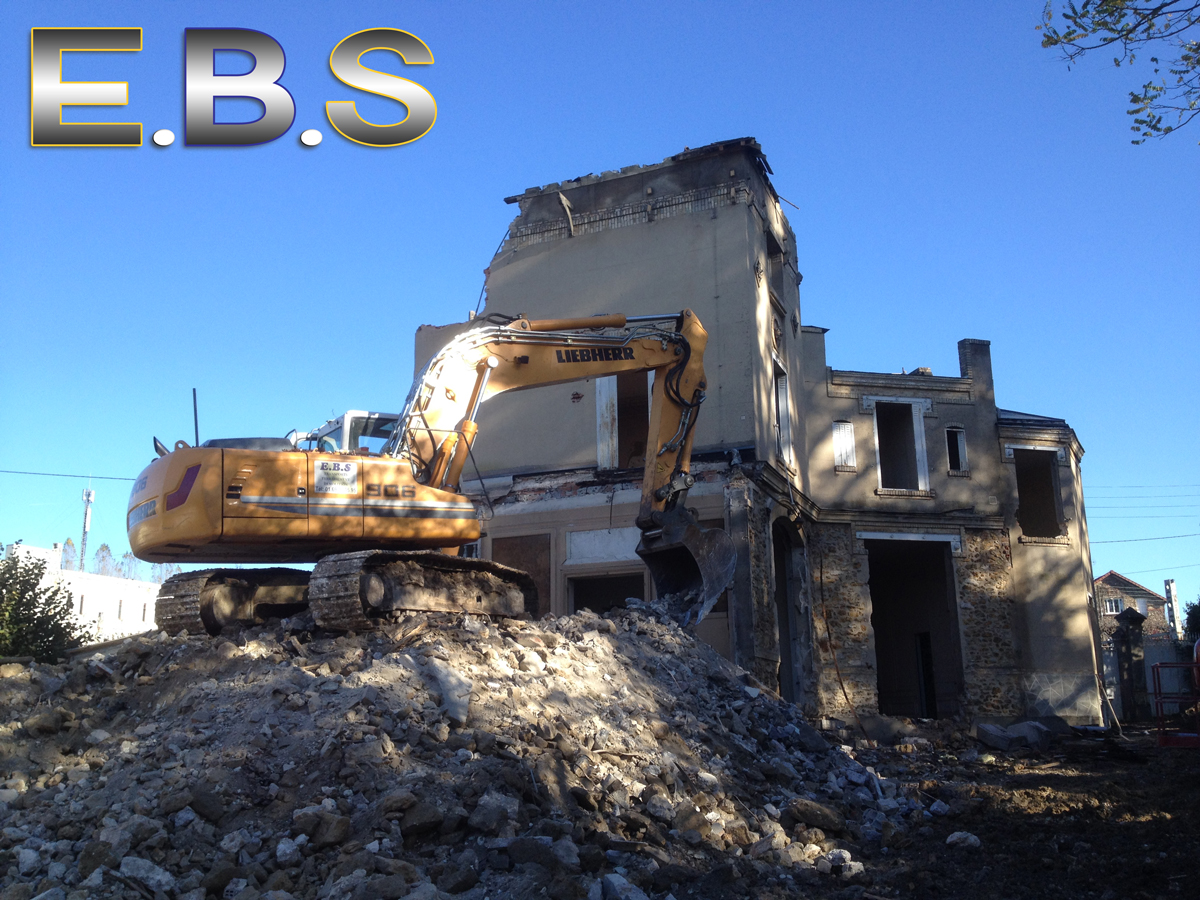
[1150, 662, 1200, 748]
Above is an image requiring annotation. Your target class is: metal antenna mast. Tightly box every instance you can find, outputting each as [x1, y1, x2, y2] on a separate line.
[79, 486, 95, 572]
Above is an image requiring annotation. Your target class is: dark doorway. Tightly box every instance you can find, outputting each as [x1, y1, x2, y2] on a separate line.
[571, 573, 644, 616]
[865, 540, 963, 718]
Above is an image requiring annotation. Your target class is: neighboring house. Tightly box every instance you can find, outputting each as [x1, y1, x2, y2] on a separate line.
[1094, 570, 1181, 639]
[1094, 570, 1189, 722]
[3, 543, 158, 642]
[415, 137, 1103, 724]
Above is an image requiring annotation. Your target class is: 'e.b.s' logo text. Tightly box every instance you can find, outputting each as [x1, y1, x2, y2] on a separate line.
[30, 27, 435, 148]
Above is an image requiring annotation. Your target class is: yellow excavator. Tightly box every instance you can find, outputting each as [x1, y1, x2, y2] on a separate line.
[127, 309, 735, 634]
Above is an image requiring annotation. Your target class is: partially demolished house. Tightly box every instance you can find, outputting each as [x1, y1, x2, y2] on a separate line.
[416, 138, 1103, 724]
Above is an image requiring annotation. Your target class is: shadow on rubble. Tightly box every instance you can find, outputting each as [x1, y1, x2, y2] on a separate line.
[7, 599, 1200, 900]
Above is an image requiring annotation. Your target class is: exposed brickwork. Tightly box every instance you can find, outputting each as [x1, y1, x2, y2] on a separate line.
[953, 529, 1024, 718]
[747, 498, 780, 690]
[806, 522, 877, 719]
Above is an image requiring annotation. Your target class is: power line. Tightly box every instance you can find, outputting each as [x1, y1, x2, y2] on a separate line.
[0, 469, 135, 482]
[1091, 533, 1200, 545]
[1088, 484, 1200, 489]
[1091, 515, 1200, 519]
[1116, 562, 1200, 575]
[1090, 505, 1200, 509]
[1091, 494, 1200, 499]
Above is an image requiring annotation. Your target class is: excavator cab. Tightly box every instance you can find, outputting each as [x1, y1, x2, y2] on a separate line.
[294, 411, 400, 455]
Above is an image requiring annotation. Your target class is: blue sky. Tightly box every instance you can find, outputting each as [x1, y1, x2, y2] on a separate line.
[1, 2, 1197, 608]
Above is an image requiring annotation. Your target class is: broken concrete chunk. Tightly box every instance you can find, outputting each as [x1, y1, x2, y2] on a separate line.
[400, 801, 444, 836]
[782, 797, 845, 833]
[946, 831, 982, 848]
[602, 873, 651, 900]
[120, 855, 177, 892]
[467, 788, 519, 834]
[424, 657, 472, 727]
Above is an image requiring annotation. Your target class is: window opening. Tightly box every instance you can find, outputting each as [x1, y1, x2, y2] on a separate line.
[833, 421, 856, 469]
[1103, 596, 1123, 615]
[459, 540, 481, 559]
[875, 402, 920, 489]
[1013, 449, 1062, 537]
[571, 573, 644, 617]
[946, 428, 967, 472]
[616, 370, 650, 468]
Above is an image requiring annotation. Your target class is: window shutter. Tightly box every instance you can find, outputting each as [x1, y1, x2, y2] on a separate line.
[833, 421, 856, 468]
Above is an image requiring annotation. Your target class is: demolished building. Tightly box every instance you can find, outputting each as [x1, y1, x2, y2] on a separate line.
[416, 138, 1103, 725]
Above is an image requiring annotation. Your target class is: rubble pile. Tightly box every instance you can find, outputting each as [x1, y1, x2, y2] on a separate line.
[3, 604, 1002, 900]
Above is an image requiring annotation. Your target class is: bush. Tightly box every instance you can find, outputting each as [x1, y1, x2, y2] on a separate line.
[0, 555, 94, 661]
[1185, 601, 1200, 643]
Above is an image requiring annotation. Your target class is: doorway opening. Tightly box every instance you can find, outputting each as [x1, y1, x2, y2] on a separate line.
[865, 539, 963, 718]
[570, 573, 644, 616]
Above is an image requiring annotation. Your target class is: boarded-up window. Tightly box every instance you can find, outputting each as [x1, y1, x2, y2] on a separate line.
[491, 534, 552, 618]
[1014, 449, 1062, 537]
[833, 421, 856, 469]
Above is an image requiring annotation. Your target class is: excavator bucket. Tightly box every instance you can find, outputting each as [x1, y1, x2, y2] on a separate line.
[636, 506, 737, 627]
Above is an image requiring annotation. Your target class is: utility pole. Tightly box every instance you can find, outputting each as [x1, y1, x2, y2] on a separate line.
[80, 487, 95, 572]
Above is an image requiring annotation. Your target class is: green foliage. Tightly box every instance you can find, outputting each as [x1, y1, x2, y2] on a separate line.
[1040, 1, 1200, 143]
[1185, 599, 1200, 640]
[0, 555, 94, 662]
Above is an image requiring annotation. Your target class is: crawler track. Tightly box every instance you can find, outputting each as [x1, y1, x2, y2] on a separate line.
[309, 550, 535, 632]
[154, 571, 210, 635]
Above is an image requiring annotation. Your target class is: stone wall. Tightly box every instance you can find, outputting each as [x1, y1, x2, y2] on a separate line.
[805, 522, 877, 719]
[953, 529, 1024, 718]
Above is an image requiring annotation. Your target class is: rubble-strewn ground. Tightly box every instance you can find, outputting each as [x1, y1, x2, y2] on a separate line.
[2, 603, 1199, 900]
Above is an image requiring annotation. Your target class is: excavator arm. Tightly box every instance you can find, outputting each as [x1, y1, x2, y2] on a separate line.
[390, 308, 736, 622]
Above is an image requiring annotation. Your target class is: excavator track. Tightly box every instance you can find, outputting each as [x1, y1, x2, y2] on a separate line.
[309, 550, 536, 633]
[154, 571, 210, 635]
[154, 568, 311, 636]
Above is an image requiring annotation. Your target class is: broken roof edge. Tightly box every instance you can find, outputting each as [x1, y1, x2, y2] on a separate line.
[997, 408, 1069, 426]
[503, 137, 774, 205]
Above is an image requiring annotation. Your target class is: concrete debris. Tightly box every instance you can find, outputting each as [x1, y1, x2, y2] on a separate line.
[1, 606, 1184, 899]
[945, 831, 982, 849]
[976, 721, 1054, 754]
